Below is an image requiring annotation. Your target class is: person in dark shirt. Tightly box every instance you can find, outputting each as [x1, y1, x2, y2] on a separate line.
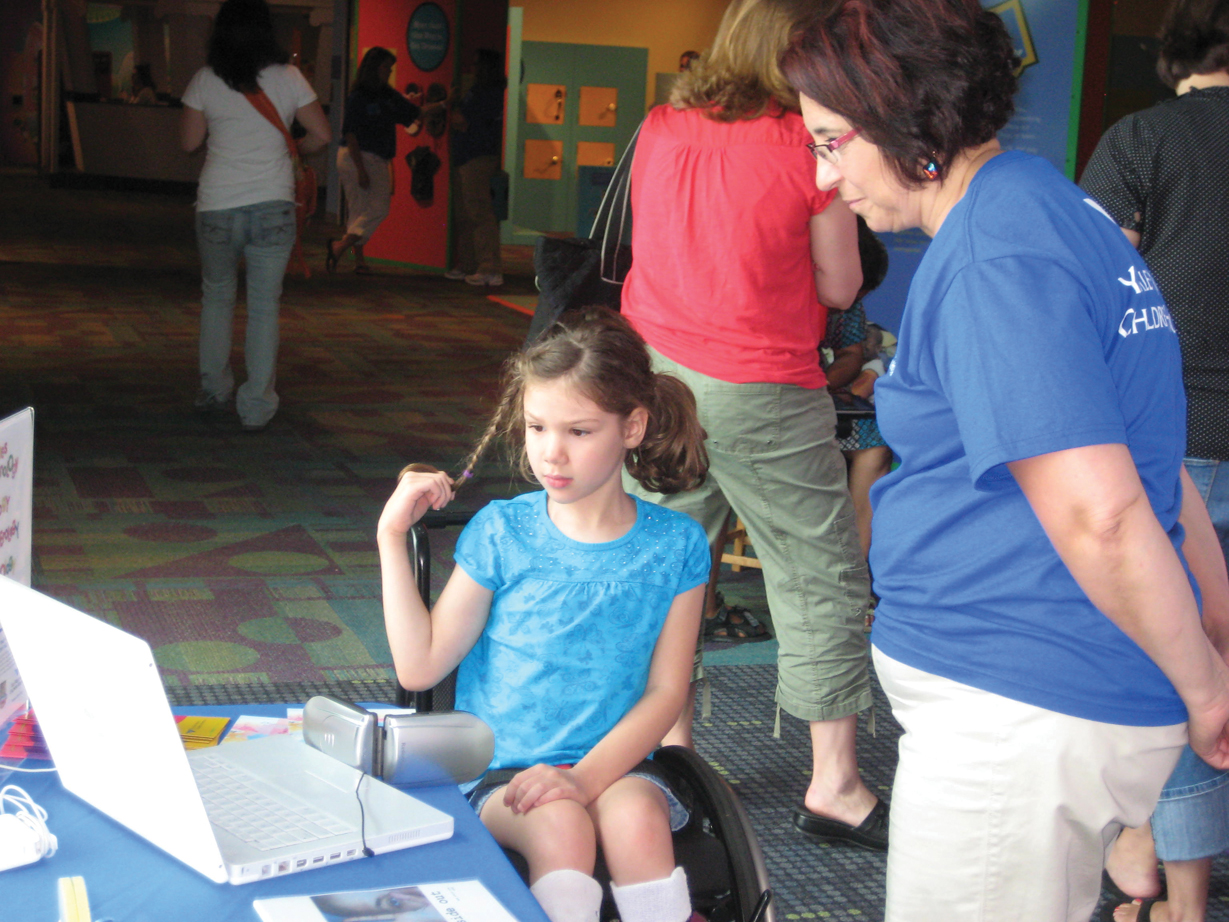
[1081, 1, 1229, 919]
[820, 217, 892, 565]
[442, 50, 506, 287]
[327, 47, 422, 275]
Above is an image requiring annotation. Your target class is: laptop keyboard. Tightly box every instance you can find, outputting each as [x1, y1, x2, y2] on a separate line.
[192, 751, 355, 851]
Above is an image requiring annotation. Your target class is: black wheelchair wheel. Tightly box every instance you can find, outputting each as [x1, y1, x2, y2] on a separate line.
[652, 745, 774, 922]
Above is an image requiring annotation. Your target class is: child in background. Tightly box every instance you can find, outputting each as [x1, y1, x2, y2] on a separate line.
[821, 218, 893, 562]
[377, 308, 711, 922]
[847, 323, 895, 403]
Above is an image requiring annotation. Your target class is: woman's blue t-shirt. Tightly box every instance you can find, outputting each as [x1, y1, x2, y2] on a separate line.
[453, 491, 711, 770]
[870, 151, 1190, 726]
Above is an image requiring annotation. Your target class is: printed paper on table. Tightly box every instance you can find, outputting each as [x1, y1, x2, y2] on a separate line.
[252, 879, 518, 922]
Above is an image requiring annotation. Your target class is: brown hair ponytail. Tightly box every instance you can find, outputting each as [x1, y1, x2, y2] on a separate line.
[626, 373, 708, 494]
[437, 308, 708, 493]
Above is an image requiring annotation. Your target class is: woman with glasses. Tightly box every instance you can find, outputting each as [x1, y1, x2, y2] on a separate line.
[780, 1, 1229, 918]
[620, 0, 883, 853]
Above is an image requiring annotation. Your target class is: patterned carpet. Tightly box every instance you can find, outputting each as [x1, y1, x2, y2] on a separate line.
[4, 169, 1228, 921]
[1, 170, 539, 691]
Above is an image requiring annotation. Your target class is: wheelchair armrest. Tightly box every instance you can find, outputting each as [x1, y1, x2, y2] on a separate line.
[399, 523, 440, 711]
[395, 517, 472, 712]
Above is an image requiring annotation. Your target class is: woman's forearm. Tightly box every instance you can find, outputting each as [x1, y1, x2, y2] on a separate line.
[1009, 445, 1229, 713]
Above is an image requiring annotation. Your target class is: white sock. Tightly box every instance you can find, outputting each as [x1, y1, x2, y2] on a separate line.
[609, 866, 691, 922]
[529, 869, 604, 922]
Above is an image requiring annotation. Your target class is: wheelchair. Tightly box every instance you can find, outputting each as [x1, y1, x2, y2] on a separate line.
[395, 516, 776, 922]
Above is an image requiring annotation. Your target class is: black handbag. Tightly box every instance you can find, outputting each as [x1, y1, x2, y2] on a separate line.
[526, 123, 641, 345]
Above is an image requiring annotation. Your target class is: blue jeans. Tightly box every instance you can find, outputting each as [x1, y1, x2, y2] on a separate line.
[1149, 457, 1229, 861]
[1152, 745, 1229, 860]
[1185, 457, 1229, 561]
[195, 200, 295, 427]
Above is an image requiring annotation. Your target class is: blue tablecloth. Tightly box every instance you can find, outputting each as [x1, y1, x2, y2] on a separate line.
[3, 704, 549, 922]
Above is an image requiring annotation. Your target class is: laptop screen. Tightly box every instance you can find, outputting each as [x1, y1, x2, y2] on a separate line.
[0, 576, 228, 881]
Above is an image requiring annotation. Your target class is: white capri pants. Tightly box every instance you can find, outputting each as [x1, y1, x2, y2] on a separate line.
[337, 147, 392, 245]
[873, 647, 1186, 922]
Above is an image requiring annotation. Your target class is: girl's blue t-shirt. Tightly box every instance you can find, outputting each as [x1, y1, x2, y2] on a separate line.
[870, 150, 1190, 726]
[452, 491, 711, 770]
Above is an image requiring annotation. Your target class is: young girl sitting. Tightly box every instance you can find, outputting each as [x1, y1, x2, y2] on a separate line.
[377, 308, 711, 922]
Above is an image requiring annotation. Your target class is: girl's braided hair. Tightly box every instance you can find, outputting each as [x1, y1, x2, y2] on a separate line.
[429, 308, 708, 495]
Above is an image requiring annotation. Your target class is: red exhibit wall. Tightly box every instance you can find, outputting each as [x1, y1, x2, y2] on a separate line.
[355, 0, 455, 269]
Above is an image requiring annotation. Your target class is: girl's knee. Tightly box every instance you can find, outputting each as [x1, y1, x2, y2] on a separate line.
[486, 797, 598, 878]
[529, 801, 599, 878]
[591, 779, 673, 859]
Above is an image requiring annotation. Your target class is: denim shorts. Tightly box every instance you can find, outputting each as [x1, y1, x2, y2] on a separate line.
[1152, 744, 1229, 861]
[465, 758, 691, 832]
[1185, 457, 1229, 561]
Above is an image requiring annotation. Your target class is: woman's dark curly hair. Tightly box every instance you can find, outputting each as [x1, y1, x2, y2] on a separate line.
[458, 308, 708, 496]
[207, 0, 288, 94]
[1157, 0, 1229, 89]
[780, 0, 1019, 187]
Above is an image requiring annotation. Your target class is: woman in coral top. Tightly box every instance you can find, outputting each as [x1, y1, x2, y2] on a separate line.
[621, 0, 883, 851]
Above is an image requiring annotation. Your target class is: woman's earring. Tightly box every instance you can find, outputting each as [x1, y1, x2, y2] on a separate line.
[924, 158, 939, 180]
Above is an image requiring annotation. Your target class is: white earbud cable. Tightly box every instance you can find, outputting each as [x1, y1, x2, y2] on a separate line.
[1, 783, 58, 859]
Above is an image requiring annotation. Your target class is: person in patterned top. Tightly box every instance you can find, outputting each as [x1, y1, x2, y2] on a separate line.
[821, 217, 892, 563]
[1081, 2, 1229, 920]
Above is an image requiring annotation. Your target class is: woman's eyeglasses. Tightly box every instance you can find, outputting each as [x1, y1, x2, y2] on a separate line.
[806, 127, 860, 164]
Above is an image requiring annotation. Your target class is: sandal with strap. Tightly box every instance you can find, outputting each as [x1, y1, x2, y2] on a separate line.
[704, 595, 770, 642]
[1113, 898, 1161, 922]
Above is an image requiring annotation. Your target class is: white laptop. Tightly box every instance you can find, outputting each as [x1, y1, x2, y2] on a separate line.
[0, 576, 453, 884]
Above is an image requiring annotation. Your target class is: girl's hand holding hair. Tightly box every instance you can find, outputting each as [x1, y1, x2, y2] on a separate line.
[378, 464, 455, 537]
[503, 764, 592, 814]
[378, 463, 491, 692]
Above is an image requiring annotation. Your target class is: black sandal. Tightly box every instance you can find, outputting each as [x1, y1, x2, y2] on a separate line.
[1119, 898, 1161, 922]
[792, 798, 889, 851]
[704, 594, 770, 642]
[1099, 870, 1165, 922]
[325, 239, 339, 274]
